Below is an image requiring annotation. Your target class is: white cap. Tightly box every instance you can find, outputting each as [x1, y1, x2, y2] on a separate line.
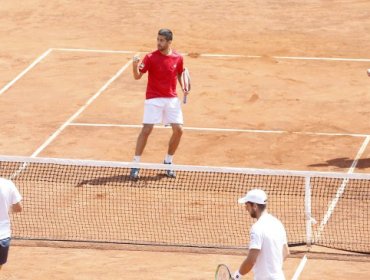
[238, 189, 267, 204]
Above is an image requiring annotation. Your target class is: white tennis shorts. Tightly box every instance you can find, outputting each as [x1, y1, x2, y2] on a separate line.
[143, 97, 183, 125]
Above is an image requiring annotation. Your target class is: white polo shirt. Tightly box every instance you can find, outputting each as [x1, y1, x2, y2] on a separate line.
[249, 212, 287, 280]
[0, 178, 22, 239]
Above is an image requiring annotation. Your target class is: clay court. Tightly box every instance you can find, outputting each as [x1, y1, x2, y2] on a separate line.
[0, 0, 370, 279]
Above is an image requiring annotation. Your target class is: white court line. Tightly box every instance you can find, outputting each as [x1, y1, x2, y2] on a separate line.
[53, 48, 137, 54]
[315, 135, 370, 241]
[199, 54, 261, 58]
[29, 57, 135, 158]
[294, 137, 370, 279]
[201, 54, 370, 62]
[53, 47, 370, 62]
[290, 137, 369, 280]
[291, 254, 308, 280]
[0, 48, 53, 96]
[275, 56, 370, 62]
[68, 122, 369, 138]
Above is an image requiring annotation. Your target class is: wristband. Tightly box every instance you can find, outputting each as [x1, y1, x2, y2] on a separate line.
[233, 271, 242, 279]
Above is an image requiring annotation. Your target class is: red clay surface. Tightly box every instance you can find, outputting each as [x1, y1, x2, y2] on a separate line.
[1, 0, 370, 279]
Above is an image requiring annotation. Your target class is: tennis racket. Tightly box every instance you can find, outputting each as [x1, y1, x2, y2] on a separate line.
[181, 67, 191, 104]
[215, 264, 233, 280]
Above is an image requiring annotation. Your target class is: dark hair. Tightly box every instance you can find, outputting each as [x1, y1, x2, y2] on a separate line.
[256, 203, 266, 211]
[247, 202, 266, 211]
[158, 29, 173, 41]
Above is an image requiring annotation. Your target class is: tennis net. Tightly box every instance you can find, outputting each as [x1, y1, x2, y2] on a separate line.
[1, 155, 369, 254]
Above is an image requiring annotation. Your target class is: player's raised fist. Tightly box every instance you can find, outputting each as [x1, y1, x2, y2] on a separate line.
[133, 55, 140, 63]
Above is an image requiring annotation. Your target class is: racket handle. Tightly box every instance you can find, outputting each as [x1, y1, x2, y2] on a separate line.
[183, 95, 187, 104]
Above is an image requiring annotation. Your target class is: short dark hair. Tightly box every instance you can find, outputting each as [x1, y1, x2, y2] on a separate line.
[247, 202, 266, 211]
[158, 29, 173, 41]
[256, 203, 266, 211]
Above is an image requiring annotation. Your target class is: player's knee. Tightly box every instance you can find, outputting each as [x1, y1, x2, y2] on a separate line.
[141, 126, 153, 137]
[140, 130, 152, 138]
[172, 125, 183, 136]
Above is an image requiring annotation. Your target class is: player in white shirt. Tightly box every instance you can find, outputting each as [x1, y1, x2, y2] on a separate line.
[232, 189, 289, 280]
[0, 178, 22, 270]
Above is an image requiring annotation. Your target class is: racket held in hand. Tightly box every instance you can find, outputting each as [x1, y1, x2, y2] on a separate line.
[181, 67, 191, 103]
[215, 264, 232, 280]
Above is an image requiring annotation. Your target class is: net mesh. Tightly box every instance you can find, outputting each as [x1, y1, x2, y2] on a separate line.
[0, 156, 369, 254]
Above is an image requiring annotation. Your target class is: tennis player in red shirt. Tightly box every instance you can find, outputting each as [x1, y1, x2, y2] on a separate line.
[130, 29, 189, 179]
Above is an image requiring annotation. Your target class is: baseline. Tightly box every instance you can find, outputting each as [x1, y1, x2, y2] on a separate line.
[53, 47, 370, 62]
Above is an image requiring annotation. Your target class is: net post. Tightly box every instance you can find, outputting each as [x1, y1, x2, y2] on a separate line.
[304, 176, 312, 248]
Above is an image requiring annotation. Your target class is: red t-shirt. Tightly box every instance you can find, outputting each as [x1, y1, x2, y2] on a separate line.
[139, 50, 184, 99]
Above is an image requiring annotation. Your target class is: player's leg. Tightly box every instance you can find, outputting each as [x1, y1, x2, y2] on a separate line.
[162, 124, 183, 178]
[167, 124, 183, 156]
[134, 124, 154, 156]
[130, 99, 163, 179]
[164, 97, 184, 158]
[163, 98, 184, 178]
[130, 124, 155, 179]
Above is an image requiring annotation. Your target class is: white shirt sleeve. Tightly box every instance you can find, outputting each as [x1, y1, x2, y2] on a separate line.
[282, 227, 288, 245]
[279, 221, 288, 245]
[249, 226, 263, 250]
[9, 181, 22, 204]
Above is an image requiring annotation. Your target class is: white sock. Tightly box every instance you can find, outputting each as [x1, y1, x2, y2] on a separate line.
[133, 156, 141, 163]
[164, 154, 173, 163]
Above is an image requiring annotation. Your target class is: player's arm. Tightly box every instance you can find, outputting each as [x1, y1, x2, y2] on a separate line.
[283, 244, 290, 261]
[10, 181, 22, 213]
[282, 228, 289, 261]
[132, 55, 144, 80]
[235, 249, 260, 278]
[177, 56, 190, 93]
[12, 201, 22, 213]
[177, 73, 182, 86]
[233, 228, 261, 279]
[177, 71, 189, 104]
[177, 73, 188, 92]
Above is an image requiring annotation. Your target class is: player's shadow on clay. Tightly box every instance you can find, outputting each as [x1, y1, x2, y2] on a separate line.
[308, 157, 370, 169]
[76, 173, 172, 187]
